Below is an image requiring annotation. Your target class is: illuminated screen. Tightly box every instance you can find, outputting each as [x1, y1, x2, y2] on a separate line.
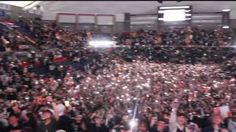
[158, 6, 192, 22]
[163, 9, 186, 21]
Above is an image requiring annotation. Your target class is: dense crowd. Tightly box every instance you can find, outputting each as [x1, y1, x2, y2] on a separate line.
[117, 26, 234, 46]
[0, 16, 236, 132]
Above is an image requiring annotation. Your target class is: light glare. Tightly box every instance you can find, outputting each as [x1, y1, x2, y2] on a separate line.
[129, 119, 137, 129]
[88, 40, 116, 48]
[222, 9, 231, 12]
[160, 6, 190, 9]
[222, 26, 229, 29]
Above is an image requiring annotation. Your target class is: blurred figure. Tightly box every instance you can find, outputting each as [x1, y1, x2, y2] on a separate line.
[37, 108, 58, 132]
[5, 113, 22, 132]
[170, 113, 188, 132]
[150, 118, 169, 132]
[137, 121, 149, 132]
[74, 114, 87, 132]
[0, 121, 7, 132]
[21, 127, 33, 132]
[57, 104, 74, 132]
[22, 113, 37, 132]
[226, 106, 236, 132]
[169, 99, 189, 132]
[186, 122, 201, 132]
[88, 116, 109, 132]
[203, 114, 229, 132]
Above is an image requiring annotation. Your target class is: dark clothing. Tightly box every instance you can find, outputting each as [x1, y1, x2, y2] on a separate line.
[190, 116, 211, 129]
[37, 119, 58, 132]
[202, 126, 215, 132]
[176, 128, 186, 132]
[202, 125, 226, 132]
[149, 126, 169, 132]
[5, 124, 23, 132]
[0, 122, 6, 132]
[22, 119, 37, 132]
[75, 123, 86, 132]
[57, 115, 74, 132]
[88, 123, 109, 132]
[0, 43, 6, 52]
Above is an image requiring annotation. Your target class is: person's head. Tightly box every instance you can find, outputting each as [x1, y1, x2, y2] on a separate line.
[187, 122, 200, 131]
[157, 118, 168, 131]
[138, 121, 148, 132]
[8, 113, 20, 126]
[94, 116, 102, 126]
[177, 113, 187, 126]
[75, 114, 82, 123]
[115, 124, 129, 132]
[40, 109, 54, 122]
[211, 114, 223, 126]
[12, 102, 21, 113]
[56, 130, 66, 132]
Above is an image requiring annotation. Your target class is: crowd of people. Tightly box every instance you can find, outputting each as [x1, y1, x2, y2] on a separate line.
[117, 26, 234, 46]
[0, 15, 236, 132]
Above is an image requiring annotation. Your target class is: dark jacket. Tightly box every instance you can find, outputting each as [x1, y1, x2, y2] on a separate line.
[203, 126, 215, 132]
[88, 123, 109, 132]
[57, 115, 75, 132]
[202, 125, 228, 132]
[149, 126, 169, 132]
[37, 119, 58, 132]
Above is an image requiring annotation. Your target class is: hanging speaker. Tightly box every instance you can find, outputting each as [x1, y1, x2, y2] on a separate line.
[222, 11, 230, 26]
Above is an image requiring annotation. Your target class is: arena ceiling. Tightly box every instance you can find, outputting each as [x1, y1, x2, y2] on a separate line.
[1, 1, 236, 20]
[0, 1, 33, 7]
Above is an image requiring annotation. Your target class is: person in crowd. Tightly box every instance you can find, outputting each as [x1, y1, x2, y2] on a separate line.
[21, 113, 37, 132]
[186, 122, 201, 132]
[150, 117, 169, 132]
[37, 108, 58, 132]
[169, 98, 189, 132]
[227, 112, 236, 131]
[137, 121, 149, 132]
[225, 106, 236, 132]
[203, 114, 229, 132]
[74, 114, 88, 132]
[5, 113, 22, 132]
[57, 103, 74, 132]
[88, 116, 109, 132]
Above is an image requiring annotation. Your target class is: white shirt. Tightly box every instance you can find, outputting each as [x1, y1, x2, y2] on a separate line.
[228, 119, 236, 132]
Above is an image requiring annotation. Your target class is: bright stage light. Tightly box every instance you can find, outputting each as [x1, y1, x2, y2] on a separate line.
[222, 26, 229, 29]
[129, 119, 137, 129]
[222, 9, 231, 12]
[88, 40, 117, 48]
